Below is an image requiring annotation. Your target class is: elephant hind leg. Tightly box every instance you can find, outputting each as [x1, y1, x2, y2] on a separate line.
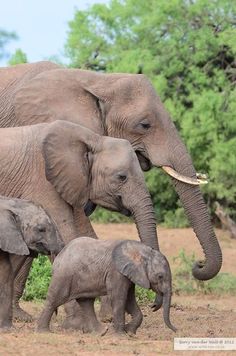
[37, 293, 69, 332]
[62, 298, 106, 334]
[37, 300, 58, 332]
[99, 295, 113, 322]
[77, 298, 106, 333]
[125, 285, 143, 335]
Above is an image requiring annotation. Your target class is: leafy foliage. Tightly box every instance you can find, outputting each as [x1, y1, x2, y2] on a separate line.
[65, 0, 236, 224]
[8, 48, 27, 65]
[23, 256, 52, 301]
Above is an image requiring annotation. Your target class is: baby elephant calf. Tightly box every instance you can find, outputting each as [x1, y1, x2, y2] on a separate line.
[0, 196, 64, 330]
[37, 237, 176, 334]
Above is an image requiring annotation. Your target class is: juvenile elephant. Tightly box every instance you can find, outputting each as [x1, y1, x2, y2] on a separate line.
[37, 237, 176, 334]
[0, 120, 158, 328]
[0, 195, 64, 329]
[0, 61, 222, 284]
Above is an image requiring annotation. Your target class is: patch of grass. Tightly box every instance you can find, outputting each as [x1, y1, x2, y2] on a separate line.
[173, 249, 236, 295]
[91, 207, 131, 223]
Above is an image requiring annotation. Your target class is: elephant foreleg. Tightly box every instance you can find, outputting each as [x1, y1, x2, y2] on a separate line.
[109, 275, 130, 334]
[0, 251, 14, 329]
[12, 256, 34, 322]
[124, 285, 143, 334]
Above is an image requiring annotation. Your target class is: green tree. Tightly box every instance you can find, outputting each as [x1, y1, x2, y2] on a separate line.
[0, 29, 17, 62]
[65, 0, 236, 223]
[8, 48, 27, 65]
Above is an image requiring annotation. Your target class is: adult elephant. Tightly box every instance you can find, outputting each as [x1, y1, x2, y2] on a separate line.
[0, 61, 222, 317]
[0, 120, 158, 329]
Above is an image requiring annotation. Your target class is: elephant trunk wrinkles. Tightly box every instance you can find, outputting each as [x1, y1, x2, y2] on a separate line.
[169, 140, 222, 280]
[130, 192, 159, 251]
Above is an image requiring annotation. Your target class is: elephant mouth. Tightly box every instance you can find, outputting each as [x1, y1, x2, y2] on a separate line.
[84, 200, 97, 216]
[116, 195, 132, 217]
[136, 151, 152, 171]
[32, 242, 50, 255]
[136, 150, 208, 185]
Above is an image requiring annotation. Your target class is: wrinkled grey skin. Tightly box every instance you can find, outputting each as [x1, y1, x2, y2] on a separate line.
[0, 120, 158, 328]
[0, 195, 64, 329]
[0, 61, 222, 323]
[37, 238, 176, 334]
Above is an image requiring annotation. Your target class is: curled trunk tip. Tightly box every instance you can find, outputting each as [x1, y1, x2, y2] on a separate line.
[192, 257, 222, 281]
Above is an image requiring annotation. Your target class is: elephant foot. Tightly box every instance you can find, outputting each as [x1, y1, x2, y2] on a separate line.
[13, 305, 33, 322]
[106, 326, 129, 338]
[83, 321, 108, 335]
[36, 326, 51, 333]
[0, 321, 13, 332]
[124, 323, 137, 335]
[62, 316, 106, 334]
[99, 296, 113, 322]
[62, 316, 83, 331]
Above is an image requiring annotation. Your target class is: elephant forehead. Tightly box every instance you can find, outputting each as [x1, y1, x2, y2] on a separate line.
[101, 153, 140, 174]
[24, 204, 50, 223]
[104, 140, 138, 162]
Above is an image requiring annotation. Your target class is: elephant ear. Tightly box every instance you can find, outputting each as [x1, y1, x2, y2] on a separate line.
[42, 120, 101, 207]
[113, 240, 152, 289]
[0, 209, 29, 255]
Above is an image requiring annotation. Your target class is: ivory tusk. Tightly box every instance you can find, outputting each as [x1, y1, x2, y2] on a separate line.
[196, 172, 208, 180]
[162, 166, 208, 185]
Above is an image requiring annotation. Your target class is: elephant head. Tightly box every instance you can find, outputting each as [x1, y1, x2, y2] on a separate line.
[113, 240, 176, 332]
[81, 73, 222, 281]
[42, 120, 158, 250]
[0, 197, 64, 256]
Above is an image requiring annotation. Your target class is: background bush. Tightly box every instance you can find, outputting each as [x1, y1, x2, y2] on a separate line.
[65, 0, 236, 225]
[23, 256, 52, 301]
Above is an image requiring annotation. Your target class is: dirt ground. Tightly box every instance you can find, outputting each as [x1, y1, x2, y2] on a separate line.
[0, 225, 236, 356]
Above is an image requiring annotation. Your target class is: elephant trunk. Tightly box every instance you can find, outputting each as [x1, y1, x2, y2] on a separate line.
[168, 138, 222, 280]
[163, 290, 176, 332]
[127, 188, 159, 250]
[151, 292, 163, 311]
[47, 227, 65, 256]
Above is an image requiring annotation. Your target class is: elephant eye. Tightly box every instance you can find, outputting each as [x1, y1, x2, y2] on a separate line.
[117, 173, 127, 182]
[37, 225, 46, 233]
[137, 119, 151, 131]
[140, 122, 151, 129]
[157, 273, 164, 281]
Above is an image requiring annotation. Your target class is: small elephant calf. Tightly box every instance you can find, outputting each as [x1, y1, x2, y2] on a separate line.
[37, 237, 176, 334]
[0, 196, 64, 329]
